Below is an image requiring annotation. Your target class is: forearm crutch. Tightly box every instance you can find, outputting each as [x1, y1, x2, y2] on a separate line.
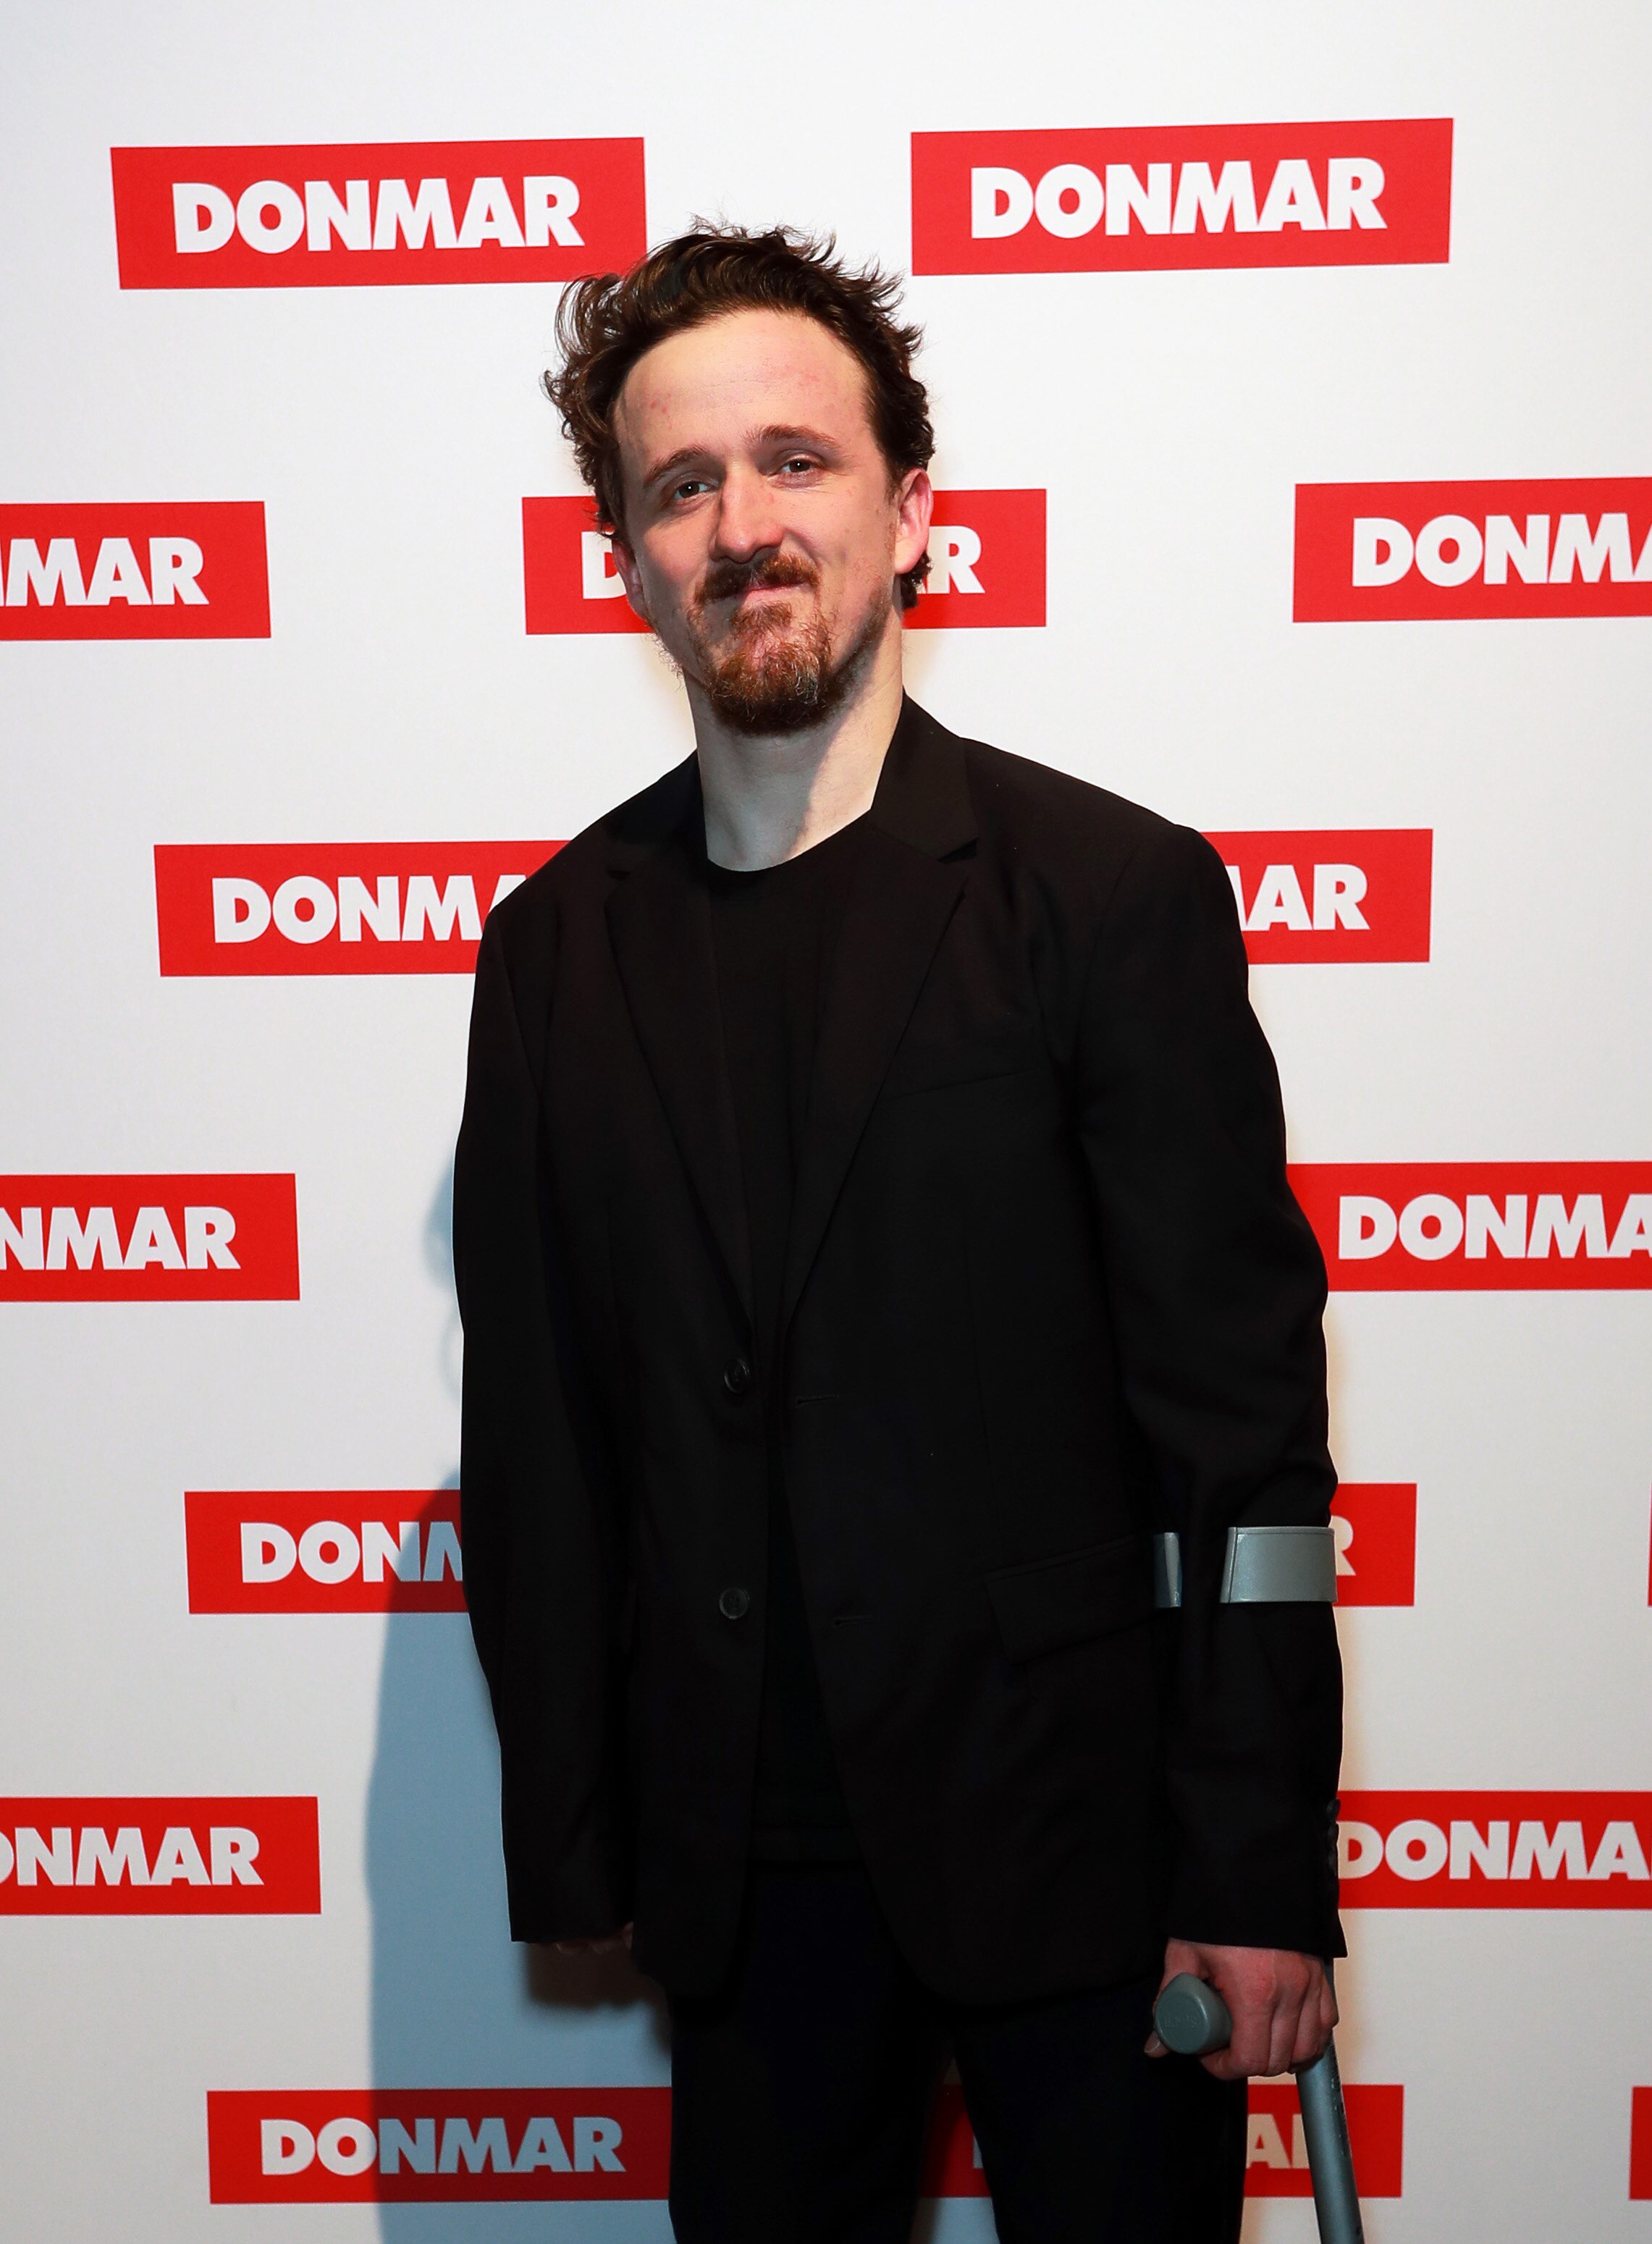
[1153, 1972, 1362, 2244]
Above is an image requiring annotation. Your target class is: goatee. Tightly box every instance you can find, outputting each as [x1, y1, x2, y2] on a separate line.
[683, 554, 882, 737]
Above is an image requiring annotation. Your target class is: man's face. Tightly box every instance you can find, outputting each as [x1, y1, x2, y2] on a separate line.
[609, 308, 931, 735]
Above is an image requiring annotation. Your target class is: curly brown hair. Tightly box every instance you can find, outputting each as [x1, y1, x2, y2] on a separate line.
[544, 225, 935, 608]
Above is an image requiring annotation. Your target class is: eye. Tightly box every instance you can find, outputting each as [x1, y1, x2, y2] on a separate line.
[670, 476, 711, 503]
[779, 455, 817, 476]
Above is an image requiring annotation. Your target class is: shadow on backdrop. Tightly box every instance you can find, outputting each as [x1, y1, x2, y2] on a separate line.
[365, 1162, 670, 2241]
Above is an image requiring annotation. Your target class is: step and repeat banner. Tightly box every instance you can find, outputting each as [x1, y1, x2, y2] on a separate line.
[3, 4, 1649, 2239]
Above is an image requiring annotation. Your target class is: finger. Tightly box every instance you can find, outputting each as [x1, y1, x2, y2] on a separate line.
[1144, 2030, 1168, 2058]
[1202, 2042, 1253, 2084]
[1210, 2003, 1271, 2083]
[1291, 1996, 1328, 2070]
[1287, 1970, 1336, 2068]
[1249, 1997, 1286, 2081]
[1312, 1976, 1339, 2060]
[1268, 1989, 1307, 2078]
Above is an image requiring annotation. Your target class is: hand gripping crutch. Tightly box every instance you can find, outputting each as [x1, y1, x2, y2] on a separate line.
[1152, 1972, 1362, 2244]
[1151, 1519, 1357, 2243]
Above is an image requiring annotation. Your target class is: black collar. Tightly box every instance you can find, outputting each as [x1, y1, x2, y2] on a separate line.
[604, 693, 977, 876]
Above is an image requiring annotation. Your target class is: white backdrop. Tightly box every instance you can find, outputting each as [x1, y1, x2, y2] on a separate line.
[4, 1, 1652, 2236]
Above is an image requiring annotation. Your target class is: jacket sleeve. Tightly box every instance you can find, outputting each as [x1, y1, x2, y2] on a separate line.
[453, 912, 632, 1942]
[1074, 820, 1344, 1958]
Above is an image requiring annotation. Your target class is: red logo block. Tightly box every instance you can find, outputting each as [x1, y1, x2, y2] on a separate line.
[1295, 478, 1652, 621]
[0, 502, 269, 639]
[187, 1491, 463, 1614]
[0, 1175, 298, 1302]
[111, 140, 645, 290]
[206, 2088, 671, 2202]
[1331, 1484, 1417, 1606]
[154, 842, 560, 976]
[1629, 2088, 1652, 2198]
[904, 490, 1045, 628]
[922, 2087, 987, 2196]
[1291, 1163, 1652, 1291]
[1340, 1792, 1652, 1907]
[1205, 829, 1431, 962]
[523, 498, 648, 636]
[0, 1799, 319, 1914]
[911, 119, 1451, 275]
[1244, 2083, 1403, 2197]
[522, 492, 1045, 633]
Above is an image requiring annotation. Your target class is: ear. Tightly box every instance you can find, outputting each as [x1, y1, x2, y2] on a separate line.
[892, 468, 933, 589]
[608, 531, 652, 625]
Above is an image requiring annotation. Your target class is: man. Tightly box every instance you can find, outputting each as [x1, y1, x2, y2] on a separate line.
[454, 226, 1343, 2242]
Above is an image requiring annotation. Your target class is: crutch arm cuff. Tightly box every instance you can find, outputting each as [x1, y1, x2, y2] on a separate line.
[1152, 1525, 1338, 1606]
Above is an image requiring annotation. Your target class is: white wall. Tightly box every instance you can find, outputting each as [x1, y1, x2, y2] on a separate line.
[3, 3, 1651, 2236]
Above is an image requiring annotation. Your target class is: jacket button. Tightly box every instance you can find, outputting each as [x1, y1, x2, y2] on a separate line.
[718, 1585, 751, 1621]
[722, 1354, 753, 1396]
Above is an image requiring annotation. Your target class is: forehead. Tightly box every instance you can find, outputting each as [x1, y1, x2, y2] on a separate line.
[614, 308, 876, 461]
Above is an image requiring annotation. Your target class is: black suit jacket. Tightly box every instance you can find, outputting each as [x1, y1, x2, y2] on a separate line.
[454, 696, 1344, 2000]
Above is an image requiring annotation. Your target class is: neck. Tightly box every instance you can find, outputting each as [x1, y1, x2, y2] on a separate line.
[690, 615, 905, 870]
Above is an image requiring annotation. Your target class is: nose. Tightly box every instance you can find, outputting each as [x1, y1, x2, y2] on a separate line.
[711, 462, 785, 565]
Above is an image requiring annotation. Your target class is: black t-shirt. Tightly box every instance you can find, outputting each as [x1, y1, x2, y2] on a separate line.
[705, 814, 870, 1860]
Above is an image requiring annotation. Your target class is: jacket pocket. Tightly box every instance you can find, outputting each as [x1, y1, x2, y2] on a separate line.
[985, 1533, 1153, 1661]
[880, 1023, 1043, 1099]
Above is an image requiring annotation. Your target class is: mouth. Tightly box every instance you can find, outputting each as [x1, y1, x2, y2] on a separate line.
[735, 590, 812, 625]
[722, 581, 811, 611]
[697, 560, 820, 617]
[711, 587, 819, 646]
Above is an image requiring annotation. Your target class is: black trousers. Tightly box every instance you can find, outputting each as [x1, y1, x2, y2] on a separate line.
[668, 1864, 1246, 2244]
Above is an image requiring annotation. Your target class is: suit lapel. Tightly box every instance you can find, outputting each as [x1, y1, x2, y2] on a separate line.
[780, 699, 977, 1332]
[606, 809, 754, 1327]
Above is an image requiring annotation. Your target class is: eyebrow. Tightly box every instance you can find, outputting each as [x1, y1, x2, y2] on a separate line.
[640, 425, 842, 492]
[754, 424, 839, 454]
[641, 445, 704, 492]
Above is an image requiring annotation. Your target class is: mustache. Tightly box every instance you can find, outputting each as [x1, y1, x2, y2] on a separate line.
[695, 552, 819, 609]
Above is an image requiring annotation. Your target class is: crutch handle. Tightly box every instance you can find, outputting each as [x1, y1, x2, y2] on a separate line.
[1152, 1971, 1232, 2057]
[1152, 1973, 1365, 2244]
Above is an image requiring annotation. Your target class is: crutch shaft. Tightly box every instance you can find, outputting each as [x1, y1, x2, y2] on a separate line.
[1151, 1973, 1364, 2244]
